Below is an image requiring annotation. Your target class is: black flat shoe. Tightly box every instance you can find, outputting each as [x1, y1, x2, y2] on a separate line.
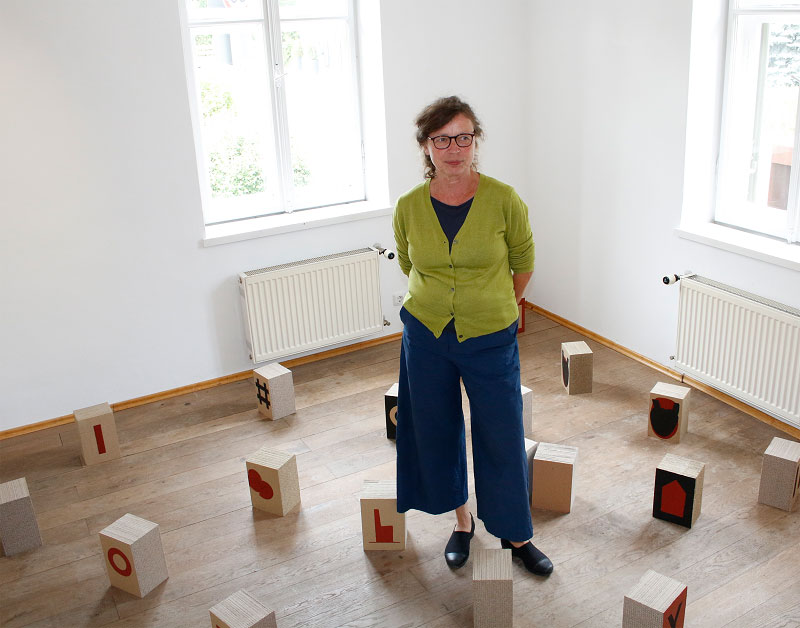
[500, 538, 553, 576]
[444, 514, 475, 569]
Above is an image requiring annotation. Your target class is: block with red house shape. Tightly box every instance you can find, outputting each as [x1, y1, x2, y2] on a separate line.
[253, 363, 296, 420]
[385, 383, 399, 440]
[245, 446, 301, 516]
[758, 436, 800, 512]
[209, 589, 277, 628]
[648, 382, 691, 443]
[360, 479, 406, 551]
[653, 453, 705, 528]
[75, 402, 121, 466]
[623, 569, 687, 628]
[99, 513, 168, 597]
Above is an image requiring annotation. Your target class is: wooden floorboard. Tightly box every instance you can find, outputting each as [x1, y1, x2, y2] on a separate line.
[1, 311, 798, 627]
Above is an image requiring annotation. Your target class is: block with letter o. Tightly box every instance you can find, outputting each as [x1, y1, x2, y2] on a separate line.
[98, 513, 168, 597]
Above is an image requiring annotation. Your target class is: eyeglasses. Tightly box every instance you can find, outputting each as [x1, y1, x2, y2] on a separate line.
[427, 133, 475, 150]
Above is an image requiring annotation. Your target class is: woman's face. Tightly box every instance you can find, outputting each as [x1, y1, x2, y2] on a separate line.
[424, 113, 476, 179]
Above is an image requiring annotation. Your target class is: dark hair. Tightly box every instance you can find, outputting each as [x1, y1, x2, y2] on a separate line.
[415, 96, 483, 179]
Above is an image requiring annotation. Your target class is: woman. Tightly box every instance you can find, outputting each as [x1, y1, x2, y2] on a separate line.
[393, 96, 553, 576]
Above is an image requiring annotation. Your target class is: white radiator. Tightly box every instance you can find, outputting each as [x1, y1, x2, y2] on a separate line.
[674, 276, 800, 428]
[239, 248, 383, 364]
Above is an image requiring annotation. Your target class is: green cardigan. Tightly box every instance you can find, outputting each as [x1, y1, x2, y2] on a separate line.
[392, 174, 534, 341]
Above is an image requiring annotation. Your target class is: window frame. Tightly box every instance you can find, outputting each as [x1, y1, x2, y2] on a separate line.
[179, 0, 368, 228]
[716, 1, 800, 243]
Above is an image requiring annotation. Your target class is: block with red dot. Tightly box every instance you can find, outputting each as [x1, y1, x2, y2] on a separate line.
[360, 479, 406, 551]
[648, 382, 691, 443]
[245, 446, 301, 516]
[98, 513, 168, 597]
[623, 569, 687, 628]
[653, 453, 705, 528]
[209, 589, 277, 628]
[75, 402, 121, 466]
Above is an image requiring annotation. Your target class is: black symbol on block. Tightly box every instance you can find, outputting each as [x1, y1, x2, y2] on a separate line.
[562, 351, 569, 387]
[668, 601, 683, 628]
[256, 380, 271, 409]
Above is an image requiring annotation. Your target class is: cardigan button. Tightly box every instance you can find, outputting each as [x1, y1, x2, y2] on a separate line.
[450, 288, 455, 292]
[449, 264, 453, 268]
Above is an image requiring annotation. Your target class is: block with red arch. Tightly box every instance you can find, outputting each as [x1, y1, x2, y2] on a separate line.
[209, 589, 277, 628]
[360, 479, 406, 551]
[98, 513, 168, 598]
[245, 446, 301, 516]
[653, 453, 705, 529]
[648, 382, 691, 443]
[623, 569, 688, 628]
[75, 402, 121, 466]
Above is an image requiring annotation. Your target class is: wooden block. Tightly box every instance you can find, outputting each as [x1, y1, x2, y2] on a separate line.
[0, 477, 43, 556]
[245, 446, 301, 516]
[524, 438, 539, 501]
[473, 548, 513, 628]
[517, 298, 526, 334]
[385, 382, 398, 440]
[74, 402, 121, 466]
[561, 341, 592, 394]
[531, 442, 578, 513]
[360, 479, 406, 550]
[758, 436, 800, 512]
[253, 363, 295, 420]
[623, 569, 687, 628]
[99, 513, 168, 597]
[209, 589, 277, 628]
[648, 382, 691, 443]
[521, 384, 533, 435]
[653, 453, 705, 528]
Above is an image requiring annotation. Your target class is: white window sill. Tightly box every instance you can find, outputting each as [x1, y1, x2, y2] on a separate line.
[676, 222, 800, 272]
[203, 201, 393, 247]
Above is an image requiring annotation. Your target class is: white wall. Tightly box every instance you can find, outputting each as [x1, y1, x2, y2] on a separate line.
[0, 0, 530, 431]
[526, 0, 800, 367]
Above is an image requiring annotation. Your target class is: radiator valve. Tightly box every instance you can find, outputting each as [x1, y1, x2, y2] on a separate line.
[373, 243, 396, 260]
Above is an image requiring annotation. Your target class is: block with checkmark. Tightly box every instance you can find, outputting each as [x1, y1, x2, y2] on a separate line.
[623, 569, 687, 628]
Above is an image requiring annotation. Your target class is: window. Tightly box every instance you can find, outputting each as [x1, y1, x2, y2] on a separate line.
[717, 0, 800, 243]
[183, 0, 365, 226]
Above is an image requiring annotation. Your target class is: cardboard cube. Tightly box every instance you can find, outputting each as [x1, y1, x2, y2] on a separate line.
[360, 480, 406, 551]
[561, 341, 593, 394]
[531, 442, 578, 513]
[75, 402, 121, 466]
[649, 382, 691, 443]
[524, 438, 539, 501]
[0, 477, 43, 556]
[653, 454, 705, 528]
[521, 384, 533, 435]
[99, 513, 168, 597]
[253, 363, 295, 420]
[623, 569, 687, 628]
[385, 383, 399, 440]
[246, 446, 301, 516]
[758, 437, 800, 512]
[473, 548, 513, 628]
[209, 589, 277, 628]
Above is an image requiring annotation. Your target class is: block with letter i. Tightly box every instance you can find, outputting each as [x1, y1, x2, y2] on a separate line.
[99, 513, 168, 598]
[254, 363, 296, 420]
[649, 382, 691, 443]
[561, 341, 593, 394]
[385, 382, 399, 440]
[473, 548, 513, 628]
[0, 477, 43, 556]
[758, 437, 800, 512]
[75, 402, 121, 466]
[246, 446, 301, 516]
[653, 453, 705, 528]
[360, 479, 406, 550]
[209, 589, 277, 628]
[531, 442, 578, 513]
[623, 569, 687, 628]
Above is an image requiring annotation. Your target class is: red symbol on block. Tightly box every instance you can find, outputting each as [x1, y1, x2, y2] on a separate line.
[248, 468, 274, 500]
[661, 480, 687, 519]
[374, 509, 394, 543]
[93, 424, 107, 455]
[663, 586, 687, 628]
[107, 547, 132, 577]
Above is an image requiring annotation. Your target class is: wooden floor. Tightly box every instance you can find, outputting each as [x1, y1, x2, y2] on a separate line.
[1, 311, 798, 627]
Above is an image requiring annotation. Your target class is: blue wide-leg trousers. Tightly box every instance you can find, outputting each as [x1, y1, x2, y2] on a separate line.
[396, 308, 533, 542]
